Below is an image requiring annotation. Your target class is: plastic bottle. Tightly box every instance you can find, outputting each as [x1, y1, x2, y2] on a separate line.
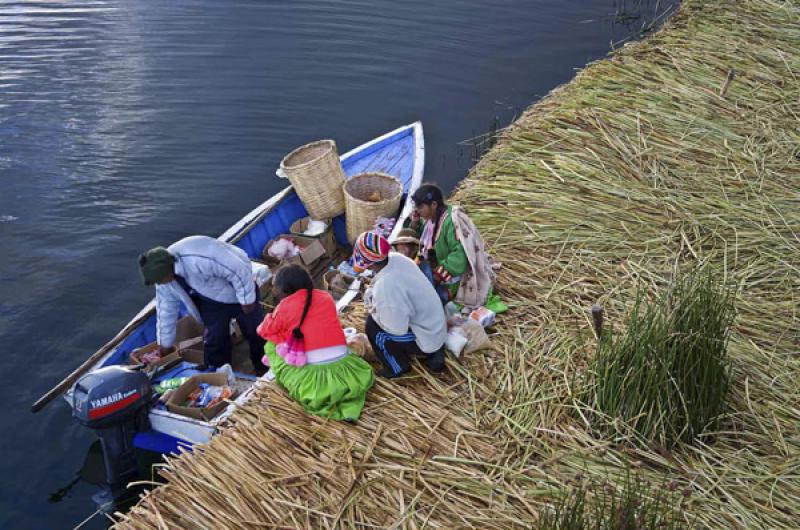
[154, 377, 189, 394]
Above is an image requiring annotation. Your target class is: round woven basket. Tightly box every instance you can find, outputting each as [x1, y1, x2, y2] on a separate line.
[343, 172, 403, 244]
[279, 139, 346, 219]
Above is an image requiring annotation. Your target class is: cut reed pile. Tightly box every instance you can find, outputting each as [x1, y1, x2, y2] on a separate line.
[453, 0, 799, 527]
[120, 380, 542, 529]
[114, 0, 798, 528]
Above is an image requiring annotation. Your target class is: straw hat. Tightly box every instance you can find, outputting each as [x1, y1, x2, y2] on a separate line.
[391, 228, 420, 246]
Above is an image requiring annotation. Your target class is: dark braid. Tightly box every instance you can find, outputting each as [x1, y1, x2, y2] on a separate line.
[293, 286, 313, 340]
[274, 264, 314, 340]
[432, 202, 447, 242]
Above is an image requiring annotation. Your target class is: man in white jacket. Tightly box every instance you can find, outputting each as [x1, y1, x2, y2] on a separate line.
[351, 231, 447, 378]
[138, 235, 266, 374]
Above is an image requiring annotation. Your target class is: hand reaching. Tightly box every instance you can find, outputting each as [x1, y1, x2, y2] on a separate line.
[363, 287, 375, 313]
[433, 265, 453, 284]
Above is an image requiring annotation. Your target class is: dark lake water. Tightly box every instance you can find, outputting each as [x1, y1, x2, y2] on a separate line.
[0, 1, 676, 527]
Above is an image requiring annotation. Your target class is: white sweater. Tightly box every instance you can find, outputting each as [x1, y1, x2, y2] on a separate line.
[370, 252, 447, 353]
[155, 235, 256, 347]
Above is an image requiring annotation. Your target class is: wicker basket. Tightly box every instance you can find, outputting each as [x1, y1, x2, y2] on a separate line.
[279, 139, 346, 219]
[343, 172, 403, 244]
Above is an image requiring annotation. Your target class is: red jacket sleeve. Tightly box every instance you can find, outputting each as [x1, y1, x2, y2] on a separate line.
[257, 301, 289, 344]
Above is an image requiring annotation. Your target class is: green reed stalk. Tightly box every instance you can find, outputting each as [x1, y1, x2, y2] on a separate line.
[539, 471, 689, 530]
[588, 266, 735, 448]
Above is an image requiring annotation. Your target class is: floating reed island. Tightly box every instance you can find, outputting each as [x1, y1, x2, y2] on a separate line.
[113, 0, 799, 528]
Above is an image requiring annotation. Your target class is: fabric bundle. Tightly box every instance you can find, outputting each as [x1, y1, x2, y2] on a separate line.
[372, 216, 396, 238]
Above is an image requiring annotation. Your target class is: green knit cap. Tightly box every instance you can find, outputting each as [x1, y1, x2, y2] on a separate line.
[138, 246, 175, 286]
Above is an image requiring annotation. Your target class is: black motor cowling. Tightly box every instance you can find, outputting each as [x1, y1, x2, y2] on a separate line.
[73, 365, 151, 427]
[72, 366, 152, 508]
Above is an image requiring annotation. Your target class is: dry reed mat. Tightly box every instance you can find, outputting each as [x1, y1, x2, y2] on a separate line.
[114, 1, 798, 528]
[117, 381, 546, 529]
[451, 0, 799, 527]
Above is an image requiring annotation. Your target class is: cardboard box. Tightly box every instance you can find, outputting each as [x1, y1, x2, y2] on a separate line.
[261, 235, 326, 269]
[166, 373, 236, 421]
[149, 342, 205, 371]
[176, 335, 205, 351]
[129, 316, 202, 359]
[175, 316, 203, 342]
[288, 235, 327, 266]
[130, 335, 205, 366]
[290, 217, 337, 257]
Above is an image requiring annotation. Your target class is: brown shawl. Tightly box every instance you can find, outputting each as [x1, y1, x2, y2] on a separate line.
[451, 207, 495, 308]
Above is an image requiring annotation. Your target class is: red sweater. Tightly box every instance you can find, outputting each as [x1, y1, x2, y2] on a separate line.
[257, 289, 346, 351]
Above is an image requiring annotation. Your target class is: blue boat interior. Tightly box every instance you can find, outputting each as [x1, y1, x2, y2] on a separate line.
[100, 125, 417, 380]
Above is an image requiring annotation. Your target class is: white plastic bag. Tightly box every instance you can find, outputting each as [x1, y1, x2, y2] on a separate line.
[303, 219, 328, 236]
[268, 238, 300, 259]
[462, 320, 492, 355]
[252, 261, 273, 287]
[346, 332, 372, 358]
[216, 364, 236, 386]
[445, 327, 469, 358]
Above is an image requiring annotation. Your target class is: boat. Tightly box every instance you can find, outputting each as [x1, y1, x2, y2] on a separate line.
[35, 122, 425, 455]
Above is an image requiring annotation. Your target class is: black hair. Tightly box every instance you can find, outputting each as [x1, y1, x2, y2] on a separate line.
[411, 183, 445, 208]
[412, 183, 448, 238]
[274, 264, 313, 340]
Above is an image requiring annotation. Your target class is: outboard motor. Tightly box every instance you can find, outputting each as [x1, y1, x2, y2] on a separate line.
[72, 366, 152, 508]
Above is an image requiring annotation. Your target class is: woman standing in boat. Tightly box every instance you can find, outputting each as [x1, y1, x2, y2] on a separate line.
[257, 265, 374, 422]
[407, 183, 494, 308]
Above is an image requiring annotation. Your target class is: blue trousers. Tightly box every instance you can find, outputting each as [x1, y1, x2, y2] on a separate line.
[196, 296, 266, 371]
[365, 315, 445, 376]
[419, 260, 450, 304]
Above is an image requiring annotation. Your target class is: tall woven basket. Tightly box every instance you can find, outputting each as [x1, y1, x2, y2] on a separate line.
[343, 172, 403, 244]
[278, 139, 346, 219]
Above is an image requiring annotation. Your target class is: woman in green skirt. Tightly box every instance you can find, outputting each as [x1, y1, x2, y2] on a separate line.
[256, 265, 373, 421]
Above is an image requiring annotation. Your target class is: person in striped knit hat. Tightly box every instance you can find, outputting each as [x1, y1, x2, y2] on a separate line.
[352, 231, 447, 378]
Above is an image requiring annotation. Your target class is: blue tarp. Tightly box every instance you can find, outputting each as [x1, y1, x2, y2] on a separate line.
[133, 431, 192, 455]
